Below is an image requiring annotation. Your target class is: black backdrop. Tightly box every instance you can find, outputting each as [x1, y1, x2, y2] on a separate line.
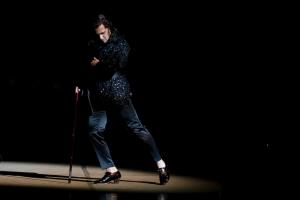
[0, 2, 273, 185]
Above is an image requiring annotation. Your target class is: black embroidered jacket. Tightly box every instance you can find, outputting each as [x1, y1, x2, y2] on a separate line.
[86, 31, 132, 108]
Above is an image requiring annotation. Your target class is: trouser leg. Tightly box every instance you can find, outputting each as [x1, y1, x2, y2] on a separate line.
[119, 99, 162, 162]
[88, 111, 115, 169]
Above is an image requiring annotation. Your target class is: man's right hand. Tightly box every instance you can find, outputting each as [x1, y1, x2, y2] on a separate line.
[75, 86, 81, 94]
[91, 57, 100, 67]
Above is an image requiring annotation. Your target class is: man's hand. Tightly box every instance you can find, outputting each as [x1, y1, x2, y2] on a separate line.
[91, 57, 100, 67]
[75, 86, 81, 94]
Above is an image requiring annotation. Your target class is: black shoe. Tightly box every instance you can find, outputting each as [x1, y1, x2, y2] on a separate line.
[158, 167, 170, 185]
[95, 171, 121, 184]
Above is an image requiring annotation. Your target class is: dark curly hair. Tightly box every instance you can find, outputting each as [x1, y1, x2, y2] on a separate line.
[93, 14, 115, 31]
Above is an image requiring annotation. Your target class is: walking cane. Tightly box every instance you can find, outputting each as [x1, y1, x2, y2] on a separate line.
[68, 86, 80, 183]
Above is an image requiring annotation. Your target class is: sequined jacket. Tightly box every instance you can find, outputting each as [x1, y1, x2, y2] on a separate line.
[87, 31, 132, 107]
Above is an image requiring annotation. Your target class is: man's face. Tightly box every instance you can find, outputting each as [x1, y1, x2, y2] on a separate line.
[95, 24, 111, 43]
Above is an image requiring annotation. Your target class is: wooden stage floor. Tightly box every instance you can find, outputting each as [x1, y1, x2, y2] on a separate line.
[0, 161, 223, 199]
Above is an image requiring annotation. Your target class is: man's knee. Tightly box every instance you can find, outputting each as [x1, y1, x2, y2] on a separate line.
[88, 129, 105, 139]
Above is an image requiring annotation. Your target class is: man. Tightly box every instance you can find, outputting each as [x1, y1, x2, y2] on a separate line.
[81, 14, 170, 184]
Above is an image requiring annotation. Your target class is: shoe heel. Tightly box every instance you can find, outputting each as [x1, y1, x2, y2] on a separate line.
[112, 178, 120, 184]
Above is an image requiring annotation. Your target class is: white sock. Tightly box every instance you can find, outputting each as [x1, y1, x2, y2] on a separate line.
[157, 159, 166, 168]
[106, 166, 118, 173]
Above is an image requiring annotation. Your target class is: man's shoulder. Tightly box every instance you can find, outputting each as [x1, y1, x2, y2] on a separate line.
[113, 33, 130, 49]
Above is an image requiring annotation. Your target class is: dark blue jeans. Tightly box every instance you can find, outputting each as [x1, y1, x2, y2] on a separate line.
[88, 99, 162, 169]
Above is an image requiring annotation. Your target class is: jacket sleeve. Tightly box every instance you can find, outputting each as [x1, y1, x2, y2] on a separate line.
[99, 38, 130, 71]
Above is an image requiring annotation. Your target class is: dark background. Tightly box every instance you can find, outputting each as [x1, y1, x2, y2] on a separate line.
[0, 1, 275, 187]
